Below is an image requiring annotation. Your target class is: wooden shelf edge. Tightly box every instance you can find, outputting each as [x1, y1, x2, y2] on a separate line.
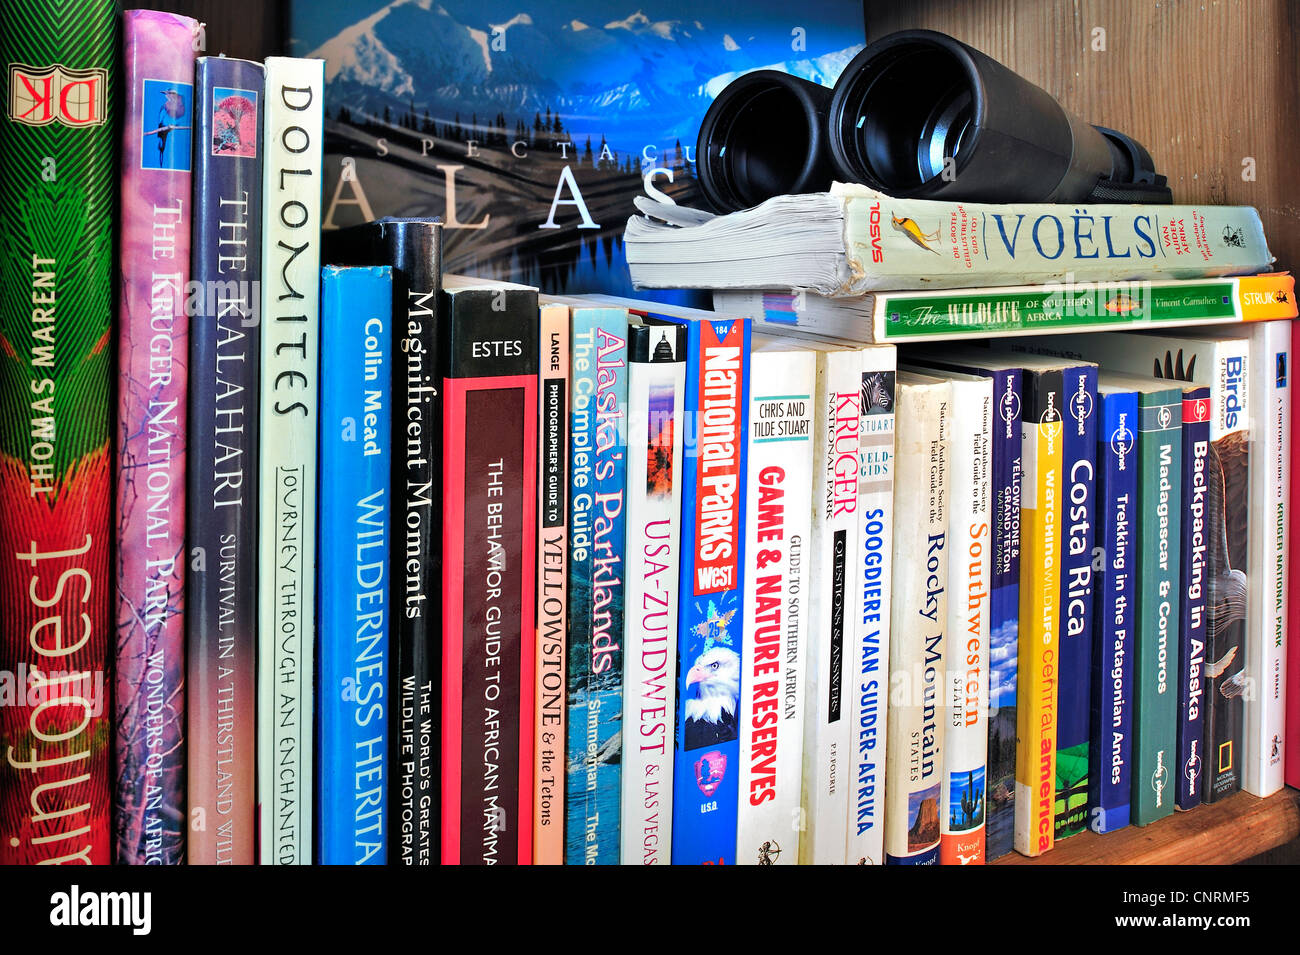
[994, 788, 1300, 865]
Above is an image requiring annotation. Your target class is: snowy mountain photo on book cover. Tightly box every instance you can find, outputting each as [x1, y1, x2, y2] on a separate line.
[288, 0, 864, 297]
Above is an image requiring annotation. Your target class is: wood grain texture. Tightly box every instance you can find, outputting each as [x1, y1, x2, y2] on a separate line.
[995, 788, 1300, 865]
[864, 0, 1300, 272]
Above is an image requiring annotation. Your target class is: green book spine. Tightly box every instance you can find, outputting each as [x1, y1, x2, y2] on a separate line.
[1131, 386, 1182, 826]
[0, 0, 118, 865]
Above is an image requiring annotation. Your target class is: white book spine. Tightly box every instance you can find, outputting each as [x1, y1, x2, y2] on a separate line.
[1243, 320, 1290, 796]
[885, 377, 950, 865]
[936, 376, 992, 864]
[620, 336, 686, 864]
[798, 348, 862, 865]
[845, 346, 896, 865]
[256, 57, 324, 865]
[737, 347, 817, 866]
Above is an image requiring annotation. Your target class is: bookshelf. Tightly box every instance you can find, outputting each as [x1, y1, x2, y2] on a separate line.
[996, 788, 1300, 866]
[134, 0, 1299, 866]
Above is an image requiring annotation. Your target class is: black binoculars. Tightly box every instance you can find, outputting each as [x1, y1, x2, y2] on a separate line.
[696, 29, 1171, 213]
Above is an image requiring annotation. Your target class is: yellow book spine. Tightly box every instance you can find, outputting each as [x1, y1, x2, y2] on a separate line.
[1013, 415, 1063, 857]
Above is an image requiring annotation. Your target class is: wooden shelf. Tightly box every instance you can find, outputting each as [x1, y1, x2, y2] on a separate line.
[996, 788, 1300, 865]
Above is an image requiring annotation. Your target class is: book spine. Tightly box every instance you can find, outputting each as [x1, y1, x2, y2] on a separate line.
[871, 274, 1296, 342]
[939, 377, 992, 865]
[316, 265, 392, 864]
[736, 348, 816, 866]
[668, 316, 750, 866]
[0, 0, 117, 866]
[1242, 320, 1289, 796]
[845, 193, 1272, 291]
[847, 348, 896, 866]
[1131, 388, 1182, 826]
[985, 369, 1023, 859]
[1089, 391, 1139, 832]
[564, 307, 628, 864]
[1203, 341, 1250, 803]
[440, 287, 538, 865]
[1290, 319, 1300, 792]
[385, 225, 443, 866]
[798, 349, 861, 866]
[620, 323, 686, 865]
[256, 56, 323, 865]
[534, 303, 569, 865]
[114, 9, 197, 865]
[884, 379, 949, 865]
[187, 56, 263, 866]
[1177, 387, 1212, 810]
[1013, 370, 1065, 857]
[1054, 366, 1098, 841]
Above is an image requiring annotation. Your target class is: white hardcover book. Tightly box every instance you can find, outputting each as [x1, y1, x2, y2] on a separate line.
[257, 57, 324, 865]
[1236, 321, 1289, 796]
[737, 339, 817, 866]
[904, 367, 993, 865]
[885, 373, 951, 865]
[621, 321, 686, 864]
[846, 345, 897, 865]
[798, 343, 864, 865]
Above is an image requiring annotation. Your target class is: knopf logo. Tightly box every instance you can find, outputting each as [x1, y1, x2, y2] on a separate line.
[9, 64, 108, 126]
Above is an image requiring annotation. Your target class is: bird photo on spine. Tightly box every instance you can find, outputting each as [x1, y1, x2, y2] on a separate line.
[683, 600, 740, 750]
[141, 78, 192, 171]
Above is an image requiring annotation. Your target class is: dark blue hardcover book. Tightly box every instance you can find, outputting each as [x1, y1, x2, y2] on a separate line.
[898, 351, 1023, 859]
[644, 312, 750, 866]
[316, 265, 394, 864]
[564, 304, 629, 864]
[323, 217, 445, 865]
[1054, 364, 1099, 839]
[187, 55, 264, 866]
[1089, 387, 1139, 833]
[1177, 386, 1212, 810]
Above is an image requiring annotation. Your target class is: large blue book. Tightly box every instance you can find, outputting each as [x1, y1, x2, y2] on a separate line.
[187, 55, 264, 866]
[1088, 386, 1140, 833]
[563, 304, 629, 864]
[316, 265, 394, 864]
[644, 311, 751, 866]
[1176, 386, 1212, 810]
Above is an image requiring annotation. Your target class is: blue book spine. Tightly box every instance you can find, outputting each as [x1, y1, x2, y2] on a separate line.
[1177, 386, 1212, 810]
[1088, 390, 1138, 832]
[655, 315, 749, 865]
[1055, 365, 1098, 840]
[316, 265, 393, 864]
[985, 368, 1023, 859]
[564, 308, 629, 864]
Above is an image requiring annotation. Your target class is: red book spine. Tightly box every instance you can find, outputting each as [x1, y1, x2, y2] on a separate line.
[440, 285, 538, 864]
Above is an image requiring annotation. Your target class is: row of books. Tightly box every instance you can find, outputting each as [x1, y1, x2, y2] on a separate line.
[3, 4, 1298, 867]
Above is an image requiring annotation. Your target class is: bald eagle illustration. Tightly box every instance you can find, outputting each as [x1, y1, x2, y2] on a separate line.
[684, 646, 740, 749]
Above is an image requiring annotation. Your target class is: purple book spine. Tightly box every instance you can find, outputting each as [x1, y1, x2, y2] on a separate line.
[114, 9, 197, 865]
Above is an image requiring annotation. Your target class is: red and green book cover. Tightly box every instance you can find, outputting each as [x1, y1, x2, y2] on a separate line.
[0, 0, 118, 865]
[114, 8, 196, 865]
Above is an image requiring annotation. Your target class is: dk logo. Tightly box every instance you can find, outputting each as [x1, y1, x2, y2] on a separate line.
[8, 64, 108, 127]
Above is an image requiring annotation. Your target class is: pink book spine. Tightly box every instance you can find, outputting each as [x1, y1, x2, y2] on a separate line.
[114, 8, 197, 865]
[1288, 318, 1300, 790]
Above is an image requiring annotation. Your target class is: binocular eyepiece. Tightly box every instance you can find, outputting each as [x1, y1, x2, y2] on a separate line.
[696, 29, 1171, 213]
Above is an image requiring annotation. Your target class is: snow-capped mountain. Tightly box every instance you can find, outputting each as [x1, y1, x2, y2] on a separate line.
[302, 0, 864, 147]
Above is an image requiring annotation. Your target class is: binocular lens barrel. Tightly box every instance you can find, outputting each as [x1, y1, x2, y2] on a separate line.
[696, 70, 836, 214]
[694, 29, 1169, 212]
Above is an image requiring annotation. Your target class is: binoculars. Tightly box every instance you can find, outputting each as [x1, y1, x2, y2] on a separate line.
[696, 29, 1171, 213]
